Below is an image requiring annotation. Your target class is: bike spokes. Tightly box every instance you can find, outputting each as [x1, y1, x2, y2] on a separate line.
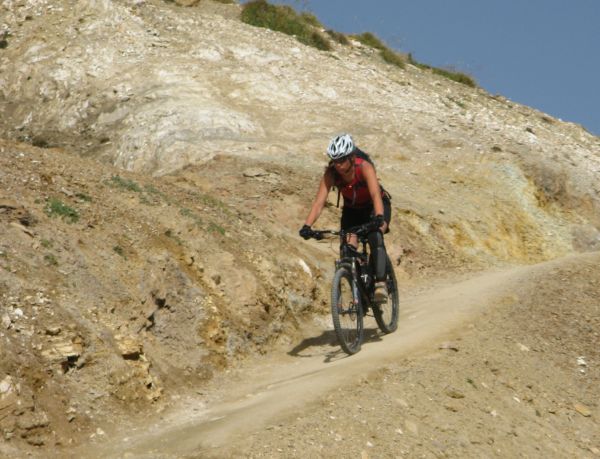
[331, 267, 363, 354]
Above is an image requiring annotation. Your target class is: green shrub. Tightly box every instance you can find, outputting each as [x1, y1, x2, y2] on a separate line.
[380, 47, 405, 68]
[180, 207, 203, 226]
[408, 53, 477, 88]
[113, 245, 126, 258]
[44, 254, 58, 266]
[432, 68, 476, 87]
[107, 175, 142, 192]
[45, 198, 79, 223]
[193, 191, 230, 214]
[326, 29, 350, 46]
[208, 222, 226, 235]
[353, 32, 405, 68]
[144, 184, 162, 195]
[353, 32, 387, 51]
[306, 30, 331, 51]
[241, 0, 331, 51]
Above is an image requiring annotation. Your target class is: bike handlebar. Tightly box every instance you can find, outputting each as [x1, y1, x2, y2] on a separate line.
[305, 229, 337, 240]
[307, 220, 380, 241]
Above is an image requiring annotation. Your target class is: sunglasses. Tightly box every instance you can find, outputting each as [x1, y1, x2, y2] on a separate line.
[333, 156, 350, 164]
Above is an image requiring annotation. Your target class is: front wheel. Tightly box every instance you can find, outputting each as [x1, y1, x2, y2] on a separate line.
[331, 266, 363, 355]
[373, 255, 399, 334]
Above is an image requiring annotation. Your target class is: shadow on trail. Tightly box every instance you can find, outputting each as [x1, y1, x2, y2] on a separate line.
[287, 327, 382, 362]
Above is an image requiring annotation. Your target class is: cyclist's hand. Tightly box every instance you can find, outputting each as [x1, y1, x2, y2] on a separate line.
[372, 214, 385, 230]
[299, 224, 313, 240]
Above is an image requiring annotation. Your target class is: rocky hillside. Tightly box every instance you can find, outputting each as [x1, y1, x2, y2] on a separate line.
[1, 0, 599, 455]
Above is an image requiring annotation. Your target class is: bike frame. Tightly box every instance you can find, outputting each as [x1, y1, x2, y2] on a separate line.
[322, 223, 380, 313]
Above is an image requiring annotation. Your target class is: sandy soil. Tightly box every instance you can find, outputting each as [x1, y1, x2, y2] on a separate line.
[75, 252, 600, 459]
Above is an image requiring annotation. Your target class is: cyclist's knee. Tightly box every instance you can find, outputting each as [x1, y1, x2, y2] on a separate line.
[346, 233, 358, 248]
[367, 230, 384, 248]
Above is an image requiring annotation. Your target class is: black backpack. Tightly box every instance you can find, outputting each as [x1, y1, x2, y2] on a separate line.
[354, 148, 375, 168]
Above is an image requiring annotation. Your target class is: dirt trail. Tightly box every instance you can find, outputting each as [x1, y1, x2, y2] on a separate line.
[89, 262, 542, 459]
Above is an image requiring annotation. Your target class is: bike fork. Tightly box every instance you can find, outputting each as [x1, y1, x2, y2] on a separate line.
[350, 263, 362, 312]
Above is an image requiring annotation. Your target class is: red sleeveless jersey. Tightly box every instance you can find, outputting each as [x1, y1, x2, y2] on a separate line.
[334, 157, 376, 208]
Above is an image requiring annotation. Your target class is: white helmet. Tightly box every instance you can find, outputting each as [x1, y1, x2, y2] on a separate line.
[327, 134, 355, 160]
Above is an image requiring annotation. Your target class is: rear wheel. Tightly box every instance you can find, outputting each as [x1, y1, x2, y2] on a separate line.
[373, 255, 399, 333]
[331, 266, 363, 355]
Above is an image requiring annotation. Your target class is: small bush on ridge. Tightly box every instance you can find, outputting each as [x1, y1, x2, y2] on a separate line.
[408, 53, 477, 88]
[353, 32, 387, 51]
[380, 47, 405, 68]
[326, 29, 350, 46]
[353, 32, 405, 68]
[241, 0, 331, 51]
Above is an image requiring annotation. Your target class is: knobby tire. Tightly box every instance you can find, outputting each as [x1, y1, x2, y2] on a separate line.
[373, 255, 399, 333]
[331, 266, 363, 355]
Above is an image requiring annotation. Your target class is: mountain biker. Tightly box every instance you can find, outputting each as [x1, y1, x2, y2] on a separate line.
[299, 133, 392, 303]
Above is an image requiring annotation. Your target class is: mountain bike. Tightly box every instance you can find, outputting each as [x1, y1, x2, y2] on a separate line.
[306, 222, 399, 354]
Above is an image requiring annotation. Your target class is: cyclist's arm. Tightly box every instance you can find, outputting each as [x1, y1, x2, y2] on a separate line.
[362, 162, 384, 217]
[303, 171, 334, 226]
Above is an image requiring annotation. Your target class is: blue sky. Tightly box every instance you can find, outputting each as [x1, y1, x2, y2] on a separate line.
[251, 0, 600, 137]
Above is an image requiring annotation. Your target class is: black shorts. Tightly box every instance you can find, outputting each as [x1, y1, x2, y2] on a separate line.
[340, 197, 391, 231]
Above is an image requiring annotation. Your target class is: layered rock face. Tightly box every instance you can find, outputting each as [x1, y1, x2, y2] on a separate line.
[2, 0, 599, 261]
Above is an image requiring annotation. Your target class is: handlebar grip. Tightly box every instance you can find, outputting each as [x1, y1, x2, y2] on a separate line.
[303, 229, 339, 240]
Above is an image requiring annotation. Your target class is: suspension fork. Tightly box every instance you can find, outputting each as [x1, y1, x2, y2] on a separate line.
[351, 258, 373, 310]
